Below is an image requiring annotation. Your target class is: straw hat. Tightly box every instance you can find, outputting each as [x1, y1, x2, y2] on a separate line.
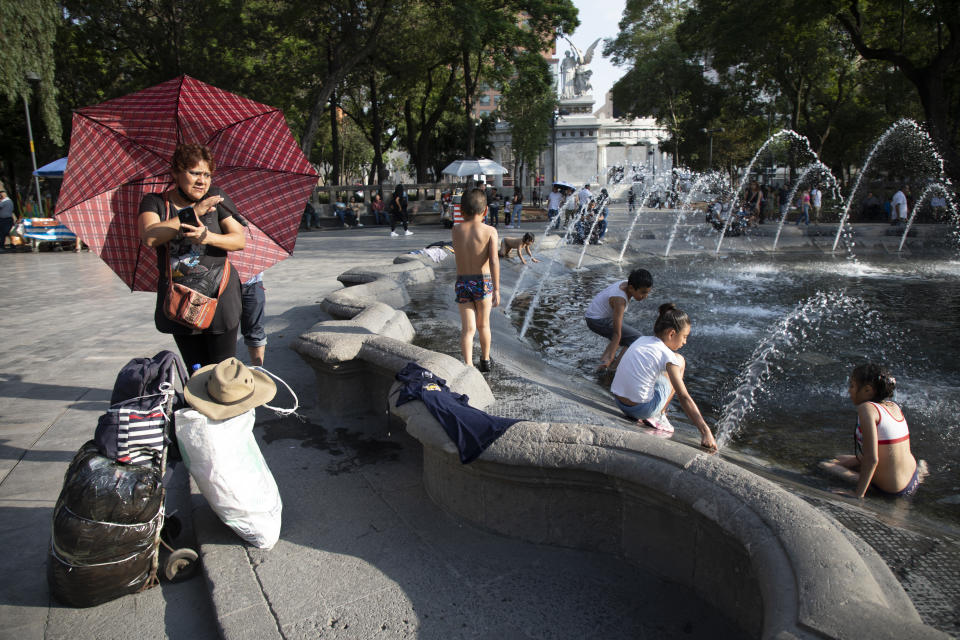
[184, 357, 276, 420]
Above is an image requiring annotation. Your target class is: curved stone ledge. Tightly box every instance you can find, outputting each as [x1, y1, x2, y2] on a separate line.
[293, 254, 949, 640]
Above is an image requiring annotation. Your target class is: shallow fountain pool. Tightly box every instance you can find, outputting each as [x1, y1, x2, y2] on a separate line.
[507, 254, 960, 524]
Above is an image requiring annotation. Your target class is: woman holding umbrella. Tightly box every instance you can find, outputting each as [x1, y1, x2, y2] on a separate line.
[138, 143, 245, 368]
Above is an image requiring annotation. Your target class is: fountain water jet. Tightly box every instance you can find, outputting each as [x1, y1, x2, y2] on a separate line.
[716, 130, 817, 254]
[714, 290, 883, 448]
[832, 119, 945, 252]
[617, 181, 659, 262]
[898, 180, 958, 252]
[771, 162, 842, 251]
[664, 171, 727, 257]
[575, 192, 609, 269]
[514, 205, 594, 339]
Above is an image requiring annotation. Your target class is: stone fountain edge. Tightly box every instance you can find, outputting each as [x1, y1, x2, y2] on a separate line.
[291, 251, 949, 640]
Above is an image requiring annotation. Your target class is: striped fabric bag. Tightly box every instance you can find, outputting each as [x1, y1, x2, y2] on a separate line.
[94, 351, 188, 466]
[96, 400, 168, 465]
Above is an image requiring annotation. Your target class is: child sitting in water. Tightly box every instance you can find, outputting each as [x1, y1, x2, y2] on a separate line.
[610, 303, 717, 450]
[452, 188, 500, 373]
[820, 363, 923, 498]
[498, 232, 539, 264]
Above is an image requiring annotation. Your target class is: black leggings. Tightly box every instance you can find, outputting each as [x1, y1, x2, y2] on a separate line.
[390, 210, 408, 232]
[174, 328, 238, 369]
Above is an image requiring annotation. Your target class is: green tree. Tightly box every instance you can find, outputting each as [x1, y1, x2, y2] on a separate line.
[829, 0, 960, 184]
[0, 0, 62, 144]
[606, 0, 721, 167]
[498, 52, 556, 186]
[446, 0, 578, 156]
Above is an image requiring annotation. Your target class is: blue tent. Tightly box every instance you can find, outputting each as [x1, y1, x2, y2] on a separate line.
[33, 157, 67, 178]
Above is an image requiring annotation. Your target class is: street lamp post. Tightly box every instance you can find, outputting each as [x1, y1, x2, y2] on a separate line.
[701, 127, 723, 170]
[23, 72, 44, 217]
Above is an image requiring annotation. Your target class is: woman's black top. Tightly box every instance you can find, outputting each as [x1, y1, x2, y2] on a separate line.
[139, 186, 242, 335]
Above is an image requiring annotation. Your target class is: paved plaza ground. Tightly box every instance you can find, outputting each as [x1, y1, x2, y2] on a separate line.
[0, 210, 957, 639]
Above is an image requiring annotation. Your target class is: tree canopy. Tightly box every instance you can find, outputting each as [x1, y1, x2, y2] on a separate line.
[608, 0, 959, 186]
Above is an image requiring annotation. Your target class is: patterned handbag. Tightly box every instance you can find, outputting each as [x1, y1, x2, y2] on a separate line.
[161, 194, 231, 330]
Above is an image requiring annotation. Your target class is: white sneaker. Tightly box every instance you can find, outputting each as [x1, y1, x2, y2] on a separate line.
[390, 231, 399, 237]
[653, 414, 675, 433]
[357, 223, 364, 227]
[642, 414, 674, 433]
[404, 230, 414, 236]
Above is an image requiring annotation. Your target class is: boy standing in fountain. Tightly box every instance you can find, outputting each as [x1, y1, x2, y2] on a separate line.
[585, 269, 653, 370]
[452, 189, 500, 373]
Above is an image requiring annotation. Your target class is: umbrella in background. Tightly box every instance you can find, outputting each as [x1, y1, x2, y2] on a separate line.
[56, 75, 318, 291]
[553, 181, 576, 191]
[33, 157, 68, 178]
[441, 157, 508, 177]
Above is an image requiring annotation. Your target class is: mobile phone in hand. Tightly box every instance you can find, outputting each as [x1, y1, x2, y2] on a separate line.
[178, 207, 200, 226]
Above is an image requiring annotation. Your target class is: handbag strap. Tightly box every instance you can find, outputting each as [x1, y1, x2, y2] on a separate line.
[162, 192, 174, 283]
[162, 191, 232, 297]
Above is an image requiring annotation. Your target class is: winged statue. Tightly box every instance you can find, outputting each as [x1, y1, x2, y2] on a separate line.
[560, 36, 601, 98]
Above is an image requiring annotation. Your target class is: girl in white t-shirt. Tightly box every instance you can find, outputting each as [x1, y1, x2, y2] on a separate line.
[610, 303, 717, 450]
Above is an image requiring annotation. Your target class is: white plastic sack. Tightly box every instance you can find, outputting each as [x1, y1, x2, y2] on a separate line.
[175, 408, 282, 549]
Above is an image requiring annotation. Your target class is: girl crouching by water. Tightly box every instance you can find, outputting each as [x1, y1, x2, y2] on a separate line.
[820, 363, 924, 498]
[610, 303, 717, 450]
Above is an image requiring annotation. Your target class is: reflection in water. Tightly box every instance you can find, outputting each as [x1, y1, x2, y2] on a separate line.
[507, 254, 960, 524]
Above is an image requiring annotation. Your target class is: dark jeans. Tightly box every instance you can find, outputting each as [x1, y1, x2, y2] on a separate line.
[488, 205, 499, 226]
[174, 328, 239, 369]
[0, 218, 13, 247]
[240, 281, 267, 347]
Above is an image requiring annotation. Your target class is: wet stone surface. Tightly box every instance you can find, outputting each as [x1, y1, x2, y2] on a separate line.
[403, 242, 960, 638]
[801, 494, 960, 636]
[260, 414, 403, 476]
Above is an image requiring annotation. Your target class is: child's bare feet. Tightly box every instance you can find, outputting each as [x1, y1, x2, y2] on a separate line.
[819, 459, 859, 484]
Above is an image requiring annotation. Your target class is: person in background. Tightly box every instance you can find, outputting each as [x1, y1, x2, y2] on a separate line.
[891, 184, 909, 225]
[746, 181, 763, 224]
[861, 192, 882, 221]
[0, 186, 16, 251]
[546, 184, 563, 230]
[390, 184, 413, 236]
[510, 186, 523, 229]
[796, 188, 810, 225]
[486, 184, 500, 226]
[371, 191, 387, 225]
[810, 185, 822, 223]
[301, 199, 321, 230]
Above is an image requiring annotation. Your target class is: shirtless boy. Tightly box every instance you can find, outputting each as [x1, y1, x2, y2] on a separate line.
[452, 188, 500, 372]
[498, 232, 540, 265]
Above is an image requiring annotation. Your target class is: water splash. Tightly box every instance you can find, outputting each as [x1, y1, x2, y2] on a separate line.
[771, 161, 841, 251]
[617, 181, 659, 262]
[665, 171, 728, 257]
[516, 205, 593, 339]
[716, 130, 817, 254]
[898, 180, 958, 252]
[503, 215, 565, 314]
[714, 290, 880, 447]
[575, 192, 609, 269]
[832, 119, 945, 251]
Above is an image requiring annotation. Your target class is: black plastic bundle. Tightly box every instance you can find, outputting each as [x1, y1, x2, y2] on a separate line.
[47, 441, 163, 607]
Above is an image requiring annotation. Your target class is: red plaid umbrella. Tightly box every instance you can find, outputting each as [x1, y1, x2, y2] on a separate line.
[56, 75, 318, 291]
